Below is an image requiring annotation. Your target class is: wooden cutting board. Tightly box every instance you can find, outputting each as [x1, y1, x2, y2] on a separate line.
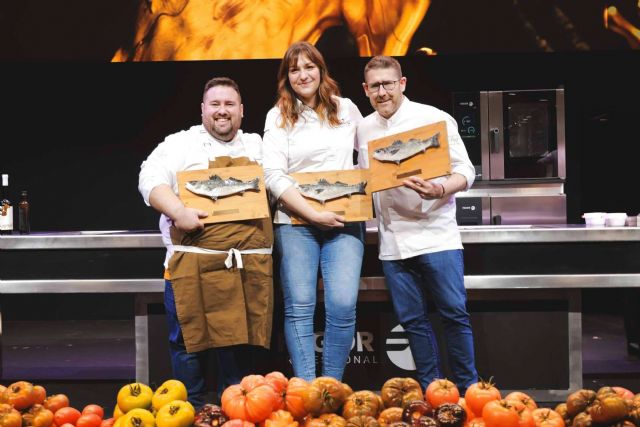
[289, 169, 372, 224]
[366, 121, 451, 193]
[177, 164, 270, 224]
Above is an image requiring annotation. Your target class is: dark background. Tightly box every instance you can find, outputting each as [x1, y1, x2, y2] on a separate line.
[0, 0, 639, 231]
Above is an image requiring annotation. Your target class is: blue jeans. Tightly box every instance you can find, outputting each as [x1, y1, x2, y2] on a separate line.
[274, 223, 365, 381]
[164, 279, 252, 408]
[382, 250, 478, 392]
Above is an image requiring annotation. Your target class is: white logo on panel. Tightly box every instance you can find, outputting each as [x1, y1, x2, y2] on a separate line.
[385, 325, 416, 371]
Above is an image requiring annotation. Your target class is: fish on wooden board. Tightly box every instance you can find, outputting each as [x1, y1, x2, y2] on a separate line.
[297, 179, 367, 205]
[185, 175, 260, 201]
[372, 132, 440, 165]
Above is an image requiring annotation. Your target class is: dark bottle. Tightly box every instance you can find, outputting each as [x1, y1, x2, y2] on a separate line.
[18, 190, 30, 235]
[0, 174, 13, 235]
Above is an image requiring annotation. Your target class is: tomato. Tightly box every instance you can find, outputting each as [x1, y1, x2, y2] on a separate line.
[0, 403, 22, 427]
[83, 405, 105, 419]
[464, 381, 501, 418]
[587, 395, 627, 424]
[565, 390, 595, 418]
[612, 387, 634, 400]
[265, 373, 289, 412]
[222, 381, 277, 423]
[60, 423, 76, 427]
[380, 378, 423, 409]
[284, 378, 309, 421]
[221, 420, 255, 427]
[120, 409, 155, 427]
[377, 408, 403, 427]
[342, 391, 383, 419]
[241, 376, 268, 391]
[101, 419, 116, 427]
[152, 381, 188, 413]
[33, 387, 47, 405]
[156, 400, 195, 427]
[504, 400, 534, 427]
[117, 384, 153, 413]
[3, 381, 36, 410]
[482, 400, 519, 427]
[303, 377, 346, 416]
[504, 393, 536, 412]
[457, 398, 475, 421]
[531, 409, 565, 427]
[426, 380, 460, 409]
[54, 407, 82, 426]
[113, 406, 124, 420]
[259, 410, 298, 427]
[77, 414, 103, 427]
[44, 395, 70, 414]
[303, 413, 347, 427]
[467, 419, 485, 427]
[22, 404, 54, 427]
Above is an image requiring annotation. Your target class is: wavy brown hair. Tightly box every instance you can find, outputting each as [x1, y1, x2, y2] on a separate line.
[275, 41, 341, 129]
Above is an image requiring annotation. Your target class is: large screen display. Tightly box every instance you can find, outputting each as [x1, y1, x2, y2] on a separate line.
[2, 0, 638, 60]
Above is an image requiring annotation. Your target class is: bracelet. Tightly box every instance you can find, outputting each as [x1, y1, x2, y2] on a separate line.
[440, 183, 446, 198]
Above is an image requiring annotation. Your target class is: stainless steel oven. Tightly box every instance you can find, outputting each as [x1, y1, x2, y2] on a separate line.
[451, 89, 567, 225]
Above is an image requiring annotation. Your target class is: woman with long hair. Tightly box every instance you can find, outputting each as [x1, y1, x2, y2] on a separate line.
[263, 41, 365, 381]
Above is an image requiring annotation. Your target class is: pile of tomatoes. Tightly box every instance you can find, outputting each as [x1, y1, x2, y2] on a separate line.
[0, 381, 107, 427]
[554, 386, 639, 426]
[112, 379, 194, 427]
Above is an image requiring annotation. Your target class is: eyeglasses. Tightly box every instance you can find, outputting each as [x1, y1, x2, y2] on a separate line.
[367, 80, 399, 93]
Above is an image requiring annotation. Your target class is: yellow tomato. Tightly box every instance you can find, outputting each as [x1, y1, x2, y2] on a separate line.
[117, 383, 153, 413]
[121, 409, 156, 427]
[152, 381, 188, 412]
[114, 405, 124, 419]
[155, 401, 194, 427]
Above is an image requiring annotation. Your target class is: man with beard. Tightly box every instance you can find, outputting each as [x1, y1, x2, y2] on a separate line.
[139, 77, 273, 407]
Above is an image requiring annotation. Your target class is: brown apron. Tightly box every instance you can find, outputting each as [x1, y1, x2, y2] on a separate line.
[168, 156, 274, 353]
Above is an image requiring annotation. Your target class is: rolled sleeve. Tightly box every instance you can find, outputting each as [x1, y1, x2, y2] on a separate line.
[262, 109, 296, 199]
[445, 117, 476, 190]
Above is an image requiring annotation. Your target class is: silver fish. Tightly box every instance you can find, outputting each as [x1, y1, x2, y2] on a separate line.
[372, 132, 441, 165]
[185, 175, 260, 201]
[297, 179, 367, 205]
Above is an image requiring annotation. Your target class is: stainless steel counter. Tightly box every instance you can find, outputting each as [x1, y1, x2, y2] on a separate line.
[1, 224, 639, 249]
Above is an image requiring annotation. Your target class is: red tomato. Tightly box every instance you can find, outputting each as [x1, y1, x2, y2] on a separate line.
[482, 400, 520, 427]
[504, 393, 537, 412]
[465, 381, 501, 417]
[506, 400, 535, 427]
[612, 387, 634, 400]
[82, 406, 104, 420]
[60, 424, 76, 427]
[33, 387, 47, 405]
[44, 395, 70, 414]
[531, 409, 565, 427]
[99, 419, 115, 427]
[426, 379, 460, 408]
[76, 414, 102, 427]
[54, 408, 82, 427]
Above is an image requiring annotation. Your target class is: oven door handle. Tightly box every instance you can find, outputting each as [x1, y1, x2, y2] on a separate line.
[490, 128, 500, 153]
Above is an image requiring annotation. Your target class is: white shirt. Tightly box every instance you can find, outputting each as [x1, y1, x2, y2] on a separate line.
[263, 96, 363, 223]
[138, 124, 263, 266]
[357, 97, 475, 260]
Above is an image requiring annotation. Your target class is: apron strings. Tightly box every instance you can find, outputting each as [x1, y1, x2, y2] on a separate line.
[173, 245, 272, 269]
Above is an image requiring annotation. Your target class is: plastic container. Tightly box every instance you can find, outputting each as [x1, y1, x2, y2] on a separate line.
[605, 212, 627, 227]
[582, 212, 606, 227]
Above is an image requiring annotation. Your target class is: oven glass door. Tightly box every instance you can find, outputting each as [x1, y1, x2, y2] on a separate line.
[501, 90, 558, 178]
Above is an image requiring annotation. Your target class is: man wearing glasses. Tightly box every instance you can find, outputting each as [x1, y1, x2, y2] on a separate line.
[356, 56, 478, 393]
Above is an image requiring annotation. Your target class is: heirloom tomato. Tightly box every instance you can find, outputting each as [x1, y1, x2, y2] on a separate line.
[587, 395, 628, 424]
[265, 373, 289, 412]
[377, 408, 403, 427]
[565, 389, 596, 418]
[531, 409, 565, 427]
[343, 391, 384, 419]
[457, 398, 475, 421]
[54, 407, 82, 426]
[44, 395, 70, 413]
[0, 403, 21, 427]
[113, 405, 124, 420]
[304, 413, 347, 427]
[426, 380, 459, 409]
[22, 404, 54, 427]
[464, 381, 500, 417]
[117, 384, 153, 413]
[284, 378, 309, 421]
[77, 414, 103, 427]
[152, 381, 188, 412]
[344, 415, 379, 427]
[380, 378, 423, 409]
[303, 377, 346, 416]
[259, 410, 298, 427]
[120, 409, 155, 427]
[3, 381, 36, 410]
[221, 379, 276, 423]
[504, 393, 536, 412]
[156, 400, 195, 427]
[33, 386, 47, 405]
[222, 420, 255, 427]
[434, 403, 467, 427]
[467, 419, 485, 427]
[482, 400, 519, 427]
[612, 387, 634, 400]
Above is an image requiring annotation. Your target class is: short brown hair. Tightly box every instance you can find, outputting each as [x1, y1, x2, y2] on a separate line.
[364, 56, 402, 80]
[203, 77, 241, 101]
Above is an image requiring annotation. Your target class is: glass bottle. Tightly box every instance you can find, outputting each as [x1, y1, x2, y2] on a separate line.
[0, 174, 14, 235]
[19, 190, 30, 235]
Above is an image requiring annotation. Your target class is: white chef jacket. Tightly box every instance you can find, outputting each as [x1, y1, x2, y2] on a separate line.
[138, 124, 263, 267]
[357, 97, 475, 261]
[263, 97, 363, 223]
